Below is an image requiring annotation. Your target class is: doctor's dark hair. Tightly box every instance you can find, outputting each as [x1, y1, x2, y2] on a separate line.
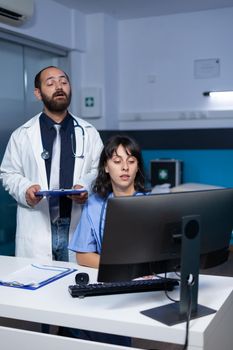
[34, 66, 70, 89]
[93, 135, 145, 198]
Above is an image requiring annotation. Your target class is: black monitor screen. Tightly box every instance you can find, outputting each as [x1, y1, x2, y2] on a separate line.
[98, 188, 233, 283]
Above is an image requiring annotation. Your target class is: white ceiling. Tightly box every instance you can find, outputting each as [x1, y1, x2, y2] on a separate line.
[52, 0, 233, 19]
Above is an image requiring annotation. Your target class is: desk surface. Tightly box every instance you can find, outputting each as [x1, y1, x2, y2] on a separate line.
[0, 255, 233, 349]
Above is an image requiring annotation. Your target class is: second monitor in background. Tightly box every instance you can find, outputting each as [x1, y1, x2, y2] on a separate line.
[150, 158, 183, 188]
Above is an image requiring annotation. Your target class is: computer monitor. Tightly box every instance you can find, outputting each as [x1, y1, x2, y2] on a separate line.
[97, 188, 233, 325]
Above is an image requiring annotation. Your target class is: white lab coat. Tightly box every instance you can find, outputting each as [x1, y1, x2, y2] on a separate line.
[0, 112, 103, 261]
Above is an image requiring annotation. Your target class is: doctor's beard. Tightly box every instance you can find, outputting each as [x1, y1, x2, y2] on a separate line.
[40, 89, 72, 113]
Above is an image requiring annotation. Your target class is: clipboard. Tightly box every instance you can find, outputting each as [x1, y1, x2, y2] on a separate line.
[0, 264, 77, 290]
[35, 189, 87, 197]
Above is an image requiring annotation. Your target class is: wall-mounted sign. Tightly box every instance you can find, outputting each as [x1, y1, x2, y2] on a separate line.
[194, 58, 220, 79]
[80, 87, 102, 118]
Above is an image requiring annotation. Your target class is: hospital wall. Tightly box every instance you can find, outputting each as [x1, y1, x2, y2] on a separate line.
[1, 1, 233, 253]
[0, 1, 232, 129]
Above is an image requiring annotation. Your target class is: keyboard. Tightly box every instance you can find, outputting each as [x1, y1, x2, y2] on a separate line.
[68, 278, 179, 298]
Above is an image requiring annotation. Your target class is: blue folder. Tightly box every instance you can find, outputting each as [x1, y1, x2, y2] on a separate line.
[0, 264, 77, 290]
[35, 189, 87, 197]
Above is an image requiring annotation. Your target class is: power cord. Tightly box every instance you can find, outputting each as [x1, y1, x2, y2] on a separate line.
[159, 271, 193, 350]
[182, 282, 193, 350]
[158, 271, 180, 302]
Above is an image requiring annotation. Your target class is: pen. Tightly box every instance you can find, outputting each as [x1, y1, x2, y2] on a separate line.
[0, 280, 35, 287]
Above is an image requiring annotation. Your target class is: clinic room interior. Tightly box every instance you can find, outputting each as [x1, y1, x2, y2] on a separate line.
[1, 2, 233, 350]
[0, 1, 233, 278]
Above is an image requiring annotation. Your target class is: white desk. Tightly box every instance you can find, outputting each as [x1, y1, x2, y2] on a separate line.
[0, 255, 233, 350]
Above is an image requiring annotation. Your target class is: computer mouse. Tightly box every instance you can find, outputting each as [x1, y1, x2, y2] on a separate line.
[75, 272, 89, 285]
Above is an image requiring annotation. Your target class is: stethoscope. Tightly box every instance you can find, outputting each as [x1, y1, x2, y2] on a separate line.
[99, 193, 113, 243]
[41, 117, 85, 160]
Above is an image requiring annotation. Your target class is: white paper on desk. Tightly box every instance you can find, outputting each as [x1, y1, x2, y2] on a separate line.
[0, 264, 70, 286]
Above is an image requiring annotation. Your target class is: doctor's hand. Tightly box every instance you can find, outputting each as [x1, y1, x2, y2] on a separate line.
[25, 184, 42, 207]
[68, 184, 88, 205]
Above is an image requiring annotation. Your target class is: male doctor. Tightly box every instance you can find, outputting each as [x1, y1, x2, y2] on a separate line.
[0, 66, 103, 262]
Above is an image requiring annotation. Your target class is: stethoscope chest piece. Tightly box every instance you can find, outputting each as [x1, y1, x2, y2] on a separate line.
[41, 149, 50, 160]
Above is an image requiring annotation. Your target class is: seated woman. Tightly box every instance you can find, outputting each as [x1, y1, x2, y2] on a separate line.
[69, 134, 146, 268]
[62, 135, 146, 347]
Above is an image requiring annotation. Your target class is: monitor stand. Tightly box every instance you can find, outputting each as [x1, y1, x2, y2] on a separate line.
[141, 215, 216, 326]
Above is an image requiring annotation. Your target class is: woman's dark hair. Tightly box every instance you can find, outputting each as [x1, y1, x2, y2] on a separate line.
[93, 135, 145, 198]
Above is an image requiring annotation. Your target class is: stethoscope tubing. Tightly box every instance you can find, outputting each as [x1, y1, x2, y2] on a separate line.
[41, 117, 85, 160]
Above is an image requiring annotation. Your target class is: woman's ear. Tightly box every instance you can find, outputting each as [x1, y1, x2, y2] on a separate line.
[105, 164, 109, 173]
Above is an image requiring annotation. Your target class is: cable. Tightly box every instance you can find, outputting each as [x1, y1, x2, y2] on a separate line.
[159, 270, 193, 350]
[164, 288, 179, 303]
[182, 282, 193, 350]
[157, 271, 180, 302]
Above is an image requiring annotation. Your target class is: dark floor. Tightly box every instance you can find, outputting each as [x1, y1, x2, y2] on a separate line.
[132, 250, 233, 350]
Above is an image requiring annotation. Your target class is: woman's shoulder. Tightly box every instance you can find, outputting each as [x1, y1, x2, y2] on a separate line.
[87, 193, 106, 209]
[84, 194, 106, 225]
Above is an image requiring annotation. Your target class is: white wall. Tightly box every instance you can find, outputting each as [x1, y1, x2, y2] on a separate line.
[118, 8, 233, 129]
[0, 2, 233, 130]
[81, 14, 118, 130]
[0, 0, 85, 51]
[0, 0, 118, 129]
[0, 0, 87, 117]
